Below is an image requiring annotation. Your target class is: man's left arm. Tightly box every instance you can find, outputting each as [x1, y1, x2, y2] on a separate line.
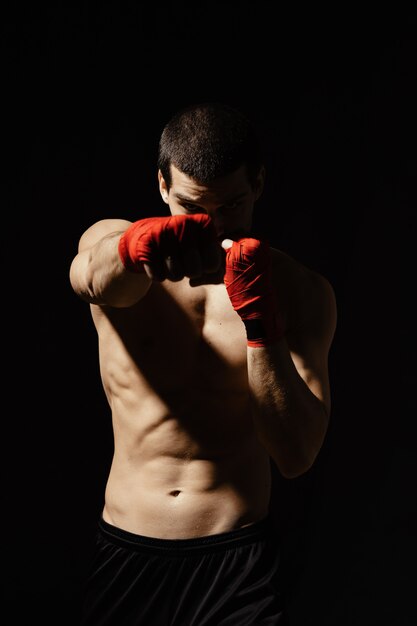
[247, 276, 336, 478]
[222, 237, 337, 478]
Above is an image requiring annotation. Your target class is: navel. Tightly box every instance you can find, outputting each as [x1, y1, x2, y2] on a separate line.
[169, 490, 181, 497]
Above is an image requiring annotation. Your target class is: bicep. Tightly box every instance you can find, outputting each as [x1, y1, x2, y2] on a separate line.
[290, 349, 332, 416]
[288, 277, 337, 416]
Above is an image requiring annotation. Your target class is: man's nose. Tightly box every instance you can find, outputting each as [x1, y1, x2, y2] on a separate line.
[207, 210, 225, 234]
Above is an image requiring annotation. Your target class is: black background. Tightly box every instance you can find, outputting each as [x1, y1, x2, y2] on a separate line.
[3, 3, 417, 625]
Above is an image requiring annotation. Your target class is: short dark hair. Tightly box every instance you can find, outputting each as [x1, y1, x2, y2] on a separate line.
[157, 102, 263, 190]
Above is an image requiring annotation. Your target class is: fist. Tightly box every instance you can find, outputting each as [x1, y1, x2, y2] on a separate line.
[222, 237, 284, 347]
[119, 214, 222, 281]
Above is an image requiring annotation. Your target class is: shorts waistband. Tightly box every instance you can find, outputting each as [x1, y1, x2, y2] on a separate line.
[98, 515, 274, 555]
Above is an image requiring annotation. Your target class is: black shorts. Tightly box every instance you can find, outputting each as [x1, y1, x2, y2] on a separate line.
[80, 516, 286, 625]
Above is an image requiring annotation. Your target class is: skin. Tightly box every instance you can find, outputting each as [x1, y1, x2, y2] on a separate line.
[69, 163, 337, 539]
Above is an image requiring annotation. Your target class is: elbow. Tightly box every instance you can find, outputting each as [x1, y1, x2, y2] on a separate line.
[263, 412, 330, 479]
[275, 456, 315, 479]
[69, 255, 100, 303]
[269, 442, 324, 479]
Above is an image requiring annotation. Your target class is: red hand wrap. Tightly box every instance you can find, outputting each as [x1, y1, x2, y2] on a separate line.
[223, 238, 284, 347]
[118, 214, 215, 272]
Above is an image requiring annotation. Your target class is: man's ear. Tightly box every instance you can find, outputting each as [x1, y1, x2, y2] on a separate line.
[254, 165, 266, 201]
[158, 170, 169, 204]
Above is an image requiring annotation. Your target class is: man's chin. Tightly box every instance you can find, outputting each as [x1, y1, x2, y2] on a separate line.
[217, 229, 249, 241]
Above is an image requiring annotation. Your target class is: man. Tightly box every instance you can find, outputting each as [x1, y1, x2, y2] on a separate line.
[70, 102, 337, 625]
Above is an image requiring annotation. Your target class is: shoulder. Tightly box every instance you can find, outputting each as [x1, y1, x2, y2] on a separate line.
[270, 247, 337, 342]
[77, 218, 133, 252]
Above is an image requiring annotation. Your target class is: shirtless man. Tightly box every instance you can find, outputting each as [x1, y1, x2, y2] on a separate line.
[70, 102, 337, 625]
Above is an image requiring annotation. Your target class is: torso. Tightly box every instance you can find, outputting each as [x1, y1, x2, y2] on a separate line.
[91, 248, 315, 538]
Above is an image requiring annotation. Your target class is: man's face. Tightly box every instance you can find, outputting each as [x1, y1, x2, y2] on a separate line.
[158, 164, 264, 240]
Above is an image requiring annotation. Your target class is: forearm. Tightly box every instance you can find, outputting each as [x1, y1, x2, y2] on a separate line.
[247, 340, 329, 478]
[69, 232, 151, 307]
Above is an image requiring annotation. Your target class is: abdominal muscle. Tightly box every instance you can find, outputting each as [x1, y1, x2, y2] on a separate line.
[102, 385, 272, 539]
[95, 280, 272, 539]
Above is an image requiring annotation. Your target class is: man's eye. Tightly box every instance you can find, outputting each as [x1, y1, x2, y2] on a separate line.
[223, 202, 239, 211]
[183, 204, 202, 213]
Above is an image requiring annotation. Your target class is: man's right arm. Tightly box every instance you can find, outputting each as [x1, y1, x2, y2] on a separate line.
[69, 218, 152, 308]
[70, 214, 222, 308]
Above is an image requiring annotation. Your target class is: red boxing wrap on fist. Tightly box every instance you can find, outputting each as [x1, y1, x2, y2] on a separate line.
[118, 213, 216, 275]
[223, 238, 284, 347]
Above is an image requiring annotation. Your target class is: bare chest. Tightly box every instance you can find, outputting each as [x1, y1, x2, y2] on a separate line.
[95, 278, 248, 390]
[165, 278, 246, 352]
